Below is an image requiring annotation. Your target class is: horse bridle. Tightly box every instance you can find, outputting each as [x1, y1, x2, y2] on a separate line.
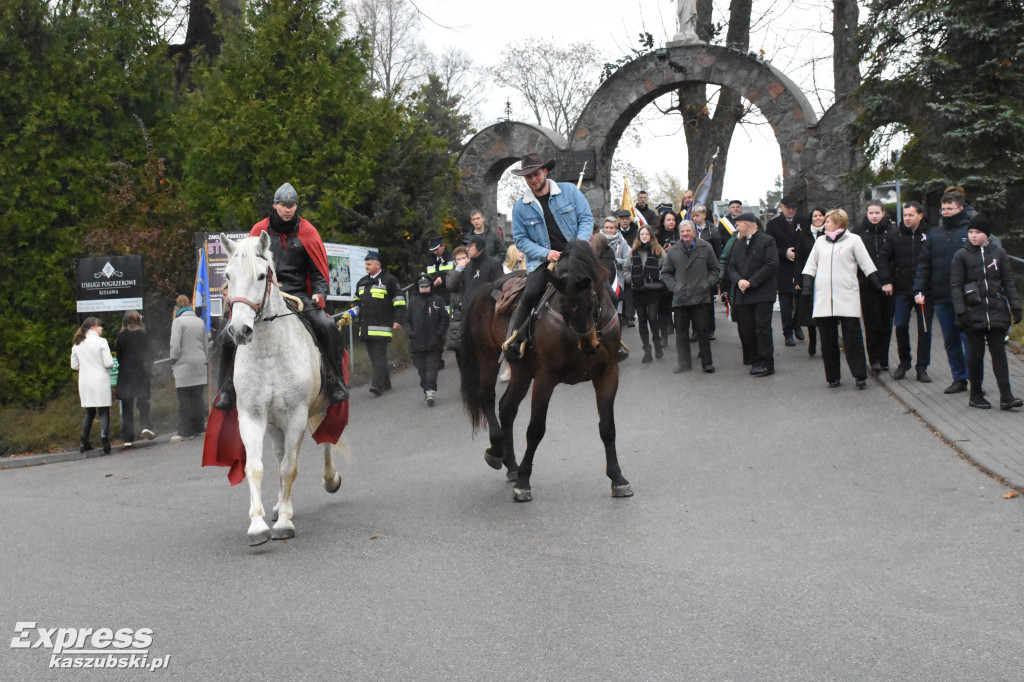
[229, 265, 276, 322]
[545, 291, 613, 342]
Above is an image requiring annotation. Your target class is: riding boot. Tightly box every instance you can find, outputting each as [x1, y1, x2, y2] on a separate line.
[314, 313, 349, 404]
[503, 301, 531, 363]
[80, 412, 93, 453]
[212, 332, 237, 411]
[642, 346, 653, 363]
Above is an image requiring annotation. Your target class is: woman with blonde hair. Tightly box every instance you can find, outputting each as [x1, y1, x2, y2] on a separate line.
[801, 209, 882, 389]
[503, 244, 525, 274]
[71, 317, 114, 453]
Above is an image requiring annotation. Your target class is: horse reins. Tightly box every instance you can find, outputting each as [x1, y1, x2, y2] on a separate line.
[229, 265, 277, 323]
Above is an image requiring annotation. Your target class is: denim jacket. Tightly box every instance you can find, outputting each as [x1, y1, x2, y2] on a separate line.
[512, 180, 594, 271]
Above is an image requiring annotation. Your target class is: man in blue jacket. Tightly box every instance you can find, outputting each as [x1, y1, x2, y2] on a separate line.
[913, 190, 974, 394]
[503, 152, 594, 361]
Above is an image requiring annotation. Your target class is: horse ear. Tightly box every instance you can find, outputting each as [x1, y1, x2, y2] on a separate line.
[220, 233, 235, 256]
[257, 230, 271, 255]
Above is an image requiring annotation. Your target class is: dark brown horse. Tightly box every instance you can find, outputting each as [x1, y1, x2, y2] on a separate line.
[460, 240, 632, 502]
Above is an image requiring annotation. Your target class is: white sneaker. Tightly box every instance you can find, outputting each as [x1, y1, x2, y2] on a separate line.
[425, 390, 436, 407]
[123, 442, 133, 448]
[498, 367, 511, 382]
[140, 429, 156, 440]
[170, 434, 191, 443]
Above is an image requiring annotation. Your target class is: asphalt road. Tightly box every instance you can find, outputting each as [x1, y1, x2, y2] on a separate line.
[2, 318, 1023, 680]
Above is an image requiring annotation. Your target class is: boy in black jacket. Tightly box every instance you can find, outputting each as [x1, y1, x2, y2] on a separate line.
[406, 274, 450, 406]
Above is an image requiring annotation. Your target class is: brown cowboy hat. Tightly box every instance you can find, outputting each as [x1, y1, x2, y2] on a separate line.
[510, 152, 556, 176]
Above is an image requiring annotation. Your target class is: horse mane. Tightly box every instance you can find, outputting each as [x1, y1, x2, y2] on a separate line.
[231, 234, 278, 282]
[559, 239, 607, 290]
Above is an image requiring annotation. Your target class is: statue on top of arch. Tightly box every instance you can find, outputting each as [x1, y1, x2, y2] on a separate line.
[670, 0, 703, 46]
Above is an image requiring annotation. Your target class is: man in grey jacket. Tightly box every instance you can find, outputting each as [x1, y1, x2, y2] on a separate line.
[662, 221, 720, 373]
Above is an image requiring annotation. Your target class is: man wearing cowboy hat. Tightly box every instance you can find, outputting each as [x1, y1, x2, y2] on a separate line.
[503, 152, 594, 361]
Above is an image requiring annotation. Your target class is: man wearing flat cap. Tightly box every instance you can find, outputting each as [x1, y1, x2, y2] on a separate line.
[765, 195, 808, 347]
[214, 182, 348, 411]
[353, 250, 406, 396]
[727, 212, 779, 376]
[503, 152, 594, 360]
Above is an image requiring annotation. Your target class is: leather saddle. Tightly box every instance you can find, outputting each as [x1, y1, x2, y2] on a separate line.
[492, 274, 527, 316]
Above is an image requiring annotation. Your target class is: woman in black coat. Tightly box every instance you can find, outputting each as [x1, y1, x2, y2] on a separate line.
[950, 213, 1022, 410]
[626, 225, 667, 362]
[655, 211, 682, 340]
[795, 207, 827, 355]
[114, 310, 155, 446]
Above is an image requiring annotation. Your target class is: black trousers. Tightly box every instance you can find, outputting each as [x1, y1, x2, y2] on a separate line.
[860, 287, 895, 366]
[413, 350, 442, 392]
[176, 385, 207, 437]
[817, 316, 867, 382]
[633, 293, 661, 349]
[966, 328, 1011, 397]
[364, 338, 392, 392]
[81, 407, 110, 444]
[621, 283, 635, 321]
[120, 396, 151, 442]
[733, 301, 774, 369]
[778, 292, 795, 334]
[674, 304, 712, 369]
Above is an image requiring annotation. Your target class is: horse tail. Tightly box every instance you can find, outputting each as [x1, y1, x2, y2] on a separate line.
[460, 286, 489, 434]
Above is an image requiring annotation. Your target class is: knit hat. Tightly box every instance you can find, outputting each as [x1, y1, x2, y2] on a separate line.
[968, 211, 993, 236]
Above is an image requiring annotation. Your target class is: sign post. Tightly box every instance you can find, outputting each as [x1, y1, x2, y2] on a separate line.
[75, 255, 145, 316]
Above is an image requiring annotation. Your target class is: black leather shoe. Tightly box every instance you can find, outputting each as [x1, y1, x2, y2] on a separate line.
[328, 381, 349, 404]
[213, 384, 236, 411]
[624, 319, 635, 328]
[856, 377, 867, 389]
[654, 343, 664, 359]
[969, 395, 992, 409]
[794, 328, 805, 341]
[892, 362, 911, 380]
[1000, 396, 1023, 410]
[752, 366, 774, 377]
[642, 348, 653, 363]
[870, 362, 883, 373]
[944, 379, 968, 394]
[102, 437, 111, 454]
[828, 379, 841, 388]
[879, 363, 889, 371]
[80, 440, 93, 453]
[784, 335, 796, 347]
[917, 370, 931, 383]
[674, 365, 692, 374]
[709, 332, 716, 340]
[702, 365, 715, 373]
[368, 387, 382, 397]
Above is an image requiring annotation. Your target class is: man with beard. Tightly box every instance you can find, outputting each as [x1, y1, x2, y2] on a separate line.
[212, 182, 348, 410]
[853, 199, 897, 372]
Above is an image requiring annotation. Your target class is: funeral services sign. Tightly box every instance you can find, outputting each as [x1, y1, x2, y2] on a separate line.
[75, 256, 144, 313]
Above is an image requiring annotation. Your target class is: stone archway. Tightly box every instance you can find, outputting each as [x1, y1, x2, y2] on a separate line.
[457, 122, 566, 229]
[458, 44, 859, 220]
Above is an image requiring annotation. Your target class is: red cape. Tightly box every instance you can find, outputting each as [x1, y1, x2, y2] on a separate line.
[202, 351, 350, 485]
[250, 217, 331, 299]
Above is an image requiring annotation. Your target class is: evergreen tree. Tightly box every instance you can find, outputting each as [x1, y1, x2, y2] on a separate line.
[0, 0, 173, 405]
[858, 0, 1024, 215]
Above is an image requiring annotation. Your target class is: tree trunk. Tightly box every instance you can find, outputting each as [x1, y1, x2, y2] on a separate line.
[168, 0, 241, 89]
[832, 0, 860, 102]
[676, 0, 751, 205]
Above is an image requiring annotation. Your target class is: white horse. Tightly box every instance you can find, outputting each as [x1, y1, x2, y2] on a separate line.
[221, 232, 343, 546]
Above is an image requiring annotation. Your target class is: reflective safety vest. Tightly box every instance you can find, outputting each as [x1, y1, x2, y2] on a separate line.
[354, 272, 406, 339]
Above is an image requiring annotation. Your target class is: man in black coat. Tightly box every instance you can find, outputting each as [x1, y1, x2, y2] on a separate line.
[727, 213, 779, 376]
[765, 196, 808, 346]
[878, 201, 931, 381]
[406, 274, 450, 406]
[852, 199, 897, 372]
[450, 233, 503, 306]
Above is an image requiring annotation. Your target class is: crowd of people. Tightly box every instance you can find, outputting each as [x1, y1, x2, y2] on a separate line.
[68, 171, 1022, 453]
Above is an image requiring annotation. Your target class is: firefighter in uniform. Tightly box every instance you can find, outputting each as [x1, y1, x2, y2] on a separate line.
[425, 236, 454, 306]
[213, 182, 348, 411]
[351, 251, 406, 396]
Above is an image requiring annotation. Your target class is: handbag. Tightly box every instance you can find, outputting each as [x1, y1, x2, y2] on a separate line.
[963, 281, 983, 306]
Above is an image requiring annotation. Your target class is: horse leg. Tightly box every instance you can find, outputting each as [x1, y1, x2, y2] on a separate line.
[594, 365, 632, 498]
[271, 414, 307, 540]
[512, 374, 557, 502]
[307, 413, 342, 493]
[497, 370, 532, 482]
[239, 413, 271, 546]
[267, 425, 285, 523]
[478, 350, 506, 473]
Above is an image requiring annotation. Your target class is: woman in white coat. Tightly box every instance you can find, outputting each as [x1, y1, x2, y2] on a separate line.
[70, 317, 114, 452]
[801, 209, 882, 389]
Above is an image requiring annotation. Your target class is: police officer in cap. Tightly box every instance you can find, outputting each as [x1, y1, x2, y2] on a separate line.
[213, 182, 348, 410]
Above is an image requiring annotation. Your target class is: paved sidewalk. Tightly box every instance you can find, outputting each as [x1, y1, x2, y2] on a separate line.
[875, 326, 1024, 490]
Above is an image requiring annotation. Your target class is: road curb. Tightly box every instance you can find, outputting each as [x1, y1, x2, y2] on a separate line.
[0, 448, 114, 470]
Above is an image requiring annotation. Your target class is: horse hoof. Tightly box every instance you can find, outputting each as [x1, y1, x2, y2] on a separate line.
[324, 473, 342, 494]
[611, 484, 634, 498]
[505, 469, 518, 483]
[248, 529, 271, 546]
[484, 448, 502, 470]
[512, 488, 532, 502]
[271, 527, 295, 540]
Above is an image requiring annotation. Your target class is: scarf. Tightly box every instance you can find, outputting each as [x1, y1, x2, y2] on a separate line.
[175, 306, 193, 318]
[825, 228, 845, 241]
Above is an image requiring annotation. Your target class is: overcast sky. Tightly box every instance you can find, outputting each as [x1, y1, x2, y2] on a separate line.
[413, 0, 842, 210]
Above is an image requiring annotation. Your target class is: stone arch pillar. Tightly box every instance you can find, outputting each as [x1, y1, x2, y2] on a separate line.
[457, 122, 566, 228]
[570, 44, 822, 214]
